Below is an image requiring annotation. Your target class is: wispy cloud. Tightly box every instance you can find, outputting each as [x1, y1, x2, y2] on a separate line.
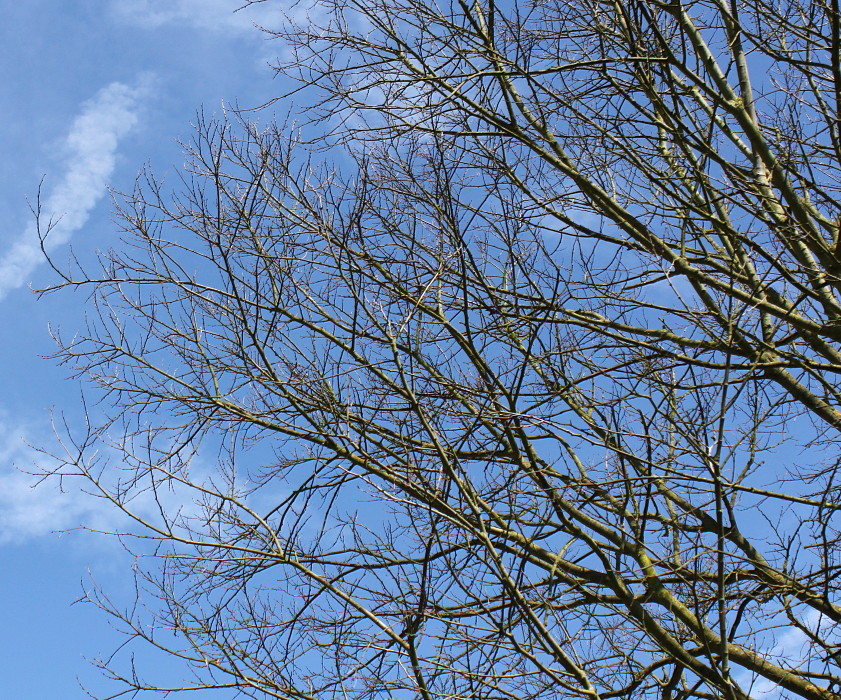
[111, 0, 281, 33]
[0, 409, 253, 546]
[0, 78, 152, 301]
[0, 419, 119, 544]
[0, 415, 209, 545]
[734, 610, 840, 698]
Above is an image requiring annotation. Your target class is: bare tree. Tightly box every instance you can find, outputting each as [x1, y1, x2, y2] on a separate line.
[43, 0, 841, 698]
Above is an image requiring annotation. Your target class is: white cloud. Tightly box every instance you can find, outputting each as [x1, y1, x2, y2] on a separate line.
[0, 419, 122, 544]
[0, 409, 265, 547]
[0, 415, 212, 545]
[111, 0, 282, 33]
[734, 609, 840, 698]
[0, 78, 152, 301]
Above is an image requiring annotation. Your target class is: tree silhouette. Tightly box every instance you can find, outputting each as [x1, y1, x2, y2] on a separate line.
[44, 1, 841, 698]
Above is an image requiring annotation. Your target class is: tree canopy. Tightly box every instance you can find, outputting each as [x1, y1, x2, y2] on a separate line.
[44, 0, 841, 698]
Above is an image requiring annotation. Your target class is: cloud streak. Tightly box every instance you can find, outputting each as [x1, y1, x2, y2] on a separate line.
[0, 415, 207, 545]
[111, 0, 281, 33]
[0, 78, 151, 301]
[0, 419, 117, 544]
[734, 610, 840, 698]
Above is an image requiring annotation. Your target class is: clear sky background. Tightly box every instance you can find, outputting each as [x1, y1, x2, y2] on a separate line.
[0, 1, 292, 696]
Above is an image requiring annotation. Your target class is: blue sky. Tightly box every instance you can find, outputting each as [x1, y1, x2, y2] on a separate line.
[0, 3, 826, 699]
[0, 1, 290, 696]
